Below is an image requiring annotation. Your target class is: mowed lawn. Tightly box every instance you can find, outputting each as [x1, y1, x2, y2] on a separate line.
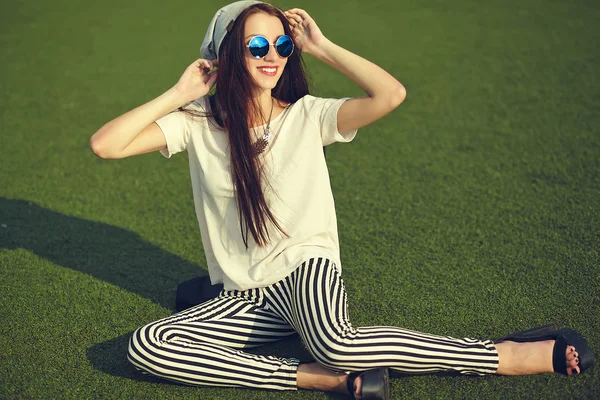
[1, 0, 598, 399]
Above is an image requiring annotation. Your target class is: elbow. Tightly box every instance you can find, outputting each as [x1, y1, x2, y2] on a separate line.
[90, 136, 106, 158]
[389, 83, 407, 110]
[90, 136, 118, 159]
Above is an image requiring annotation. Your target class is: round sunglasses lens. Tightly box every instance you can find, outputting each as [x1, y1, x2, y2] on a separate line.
[249, 36, 269, 58]
[276, 35, 294, 58]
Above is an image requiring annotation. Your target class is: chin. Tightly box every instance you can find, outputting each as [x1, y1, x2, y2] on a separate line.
[253, 75, 281, 91]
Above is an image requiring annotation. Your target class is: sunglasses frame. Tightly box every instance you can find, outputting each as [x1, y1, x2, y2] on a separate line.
[246, 35, 295, 59]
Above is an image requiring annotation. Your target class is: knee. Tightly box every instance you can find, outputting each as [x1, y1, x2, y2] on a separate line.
[309, 343, 350, 370]
[127, 324, 161, 372]
[303, 328, 360, 369]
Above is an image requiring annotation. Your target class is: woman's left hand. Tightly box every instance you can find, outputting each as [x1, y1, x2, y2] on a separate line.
[284, 8, 327, 55]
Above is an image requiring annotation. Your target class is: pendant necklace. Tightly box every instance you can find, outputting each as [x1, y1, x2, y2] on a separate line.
[252, 98, 274, 156]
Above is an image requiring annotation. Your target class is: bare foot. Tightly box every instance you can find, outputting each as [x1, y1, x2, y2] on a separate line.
[496, 340, 580, 375]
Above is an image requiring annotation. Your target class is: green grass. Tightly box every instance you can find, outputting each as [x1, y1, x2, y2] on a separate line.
[1, 0, 599, 398]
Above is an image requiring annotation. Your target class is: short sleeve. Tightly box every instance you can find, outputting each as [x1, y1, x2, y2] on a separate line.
[155, 110, 190, 158]
[302, 95, 358, 146]
[155, 98, 208, 158]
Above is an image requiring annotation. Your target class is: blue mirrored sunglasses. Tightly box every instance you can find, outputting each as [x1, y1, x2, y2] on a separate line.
[246, 35, 294, 59]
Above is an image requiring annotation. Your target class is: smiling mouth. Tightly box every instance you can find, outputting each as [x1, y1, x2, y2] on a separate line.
[258, 67, 278, 76]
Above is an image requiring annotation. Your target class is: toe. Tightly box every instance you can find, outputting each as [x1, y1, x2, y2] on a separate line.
[564, 346, 583, 376]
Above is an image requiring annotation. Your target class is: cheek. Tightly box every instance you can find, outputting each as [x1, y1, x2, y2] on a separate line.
[277, 59, 288, 77]
[244, 58, 256, 76]
[245, 54, 260, 71]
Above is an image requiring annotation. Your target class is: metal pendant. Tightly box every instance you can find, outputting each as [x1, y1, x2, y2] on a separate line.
[252, 127, 271, 156]
[252, 137, 269, 155]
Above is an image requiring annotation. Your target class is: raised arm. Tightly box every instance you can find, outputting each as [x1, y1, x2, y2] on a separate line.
[285, 9, 406, 133]
[90, 59, 217, 159]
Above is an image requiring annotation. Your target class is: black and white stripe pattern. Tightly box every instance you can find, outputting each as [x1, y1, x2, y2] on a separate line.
[128, 257, 499, 389]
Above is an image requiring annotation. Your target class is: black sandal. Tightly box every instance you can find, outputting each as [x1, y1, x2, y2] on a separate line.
[495, 324, 595, 375]
[346, 367, 389, 400]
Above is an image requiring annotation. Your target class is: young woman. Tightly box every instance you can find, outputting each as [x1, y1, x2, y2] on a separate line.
[90, 1, 593, 398]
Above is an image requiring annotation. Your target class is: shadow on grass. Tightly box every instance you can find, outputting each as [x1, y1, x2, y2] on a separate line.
[0, 197, 434, 394]
[1, 197, 321, 387]
[86, 332, 161, 383]
[0, 196, 201, 310]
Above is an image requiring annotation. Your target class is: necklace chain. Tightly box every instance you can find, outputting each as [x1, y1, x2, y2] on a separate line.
[252, 98, 274, 156]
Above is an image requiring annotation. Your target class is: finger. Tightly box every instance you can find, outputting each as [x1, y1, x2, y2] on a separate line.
[291, 27, 304, 38]
[206, 71, 218, 87]
[195, 59, 211, 71]
[286, 12, 303, 24]
[203, 59, 218, 69]
[202, 60, 219, 74]
[287, 8, 311, 20]
[288, 15, 302, 25]
[284, 15, 298, 27]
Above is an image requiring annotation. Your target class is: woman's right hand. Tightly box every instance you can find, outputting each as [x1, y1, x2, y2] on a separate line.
[173, 59, 218, 102]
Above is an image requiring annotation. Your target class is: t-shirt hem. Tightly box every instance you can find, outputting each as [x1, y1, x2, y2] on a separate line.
[220, 248, 342, 291]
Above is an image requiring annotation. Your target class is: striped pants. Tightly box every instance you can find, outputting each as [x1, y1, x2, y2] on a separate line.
[128, 257, 499, 390]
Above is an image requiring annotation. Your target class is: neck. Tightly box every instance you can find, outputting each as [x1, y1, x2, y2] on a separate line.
[249, 88, 274, 127]
[256, 89, 273, 117]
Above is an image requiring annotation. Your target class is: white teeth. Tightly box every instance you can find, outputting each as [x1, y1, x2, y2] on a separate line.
[259, 67, 276, 73]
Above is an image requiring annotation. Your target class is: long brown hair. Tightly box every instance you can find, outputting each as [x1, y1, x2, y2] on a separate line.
[184, 3, 310, 248]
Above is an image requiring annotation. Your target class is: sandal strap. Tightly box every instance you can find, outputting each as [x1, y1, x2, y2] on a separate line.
[553, 334, 568, 375]
[494, 324, 557, 343]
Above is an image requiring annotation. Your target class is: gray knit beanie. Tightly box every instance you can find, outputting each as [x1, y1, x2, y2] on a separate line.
[200, 1, 264, 60]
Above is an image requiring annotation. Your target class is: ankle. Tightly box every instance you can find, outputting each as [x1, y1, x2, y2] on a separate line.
[297, 362, 347, 392]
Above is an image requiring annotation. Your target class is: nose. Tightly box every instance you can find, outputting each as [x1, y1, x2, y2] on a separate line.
[263, 44, 279, 62]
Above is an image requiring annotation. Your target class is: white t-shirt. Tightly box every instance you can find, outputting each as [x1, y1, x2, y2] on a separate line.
[156, 94, 357, 290]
